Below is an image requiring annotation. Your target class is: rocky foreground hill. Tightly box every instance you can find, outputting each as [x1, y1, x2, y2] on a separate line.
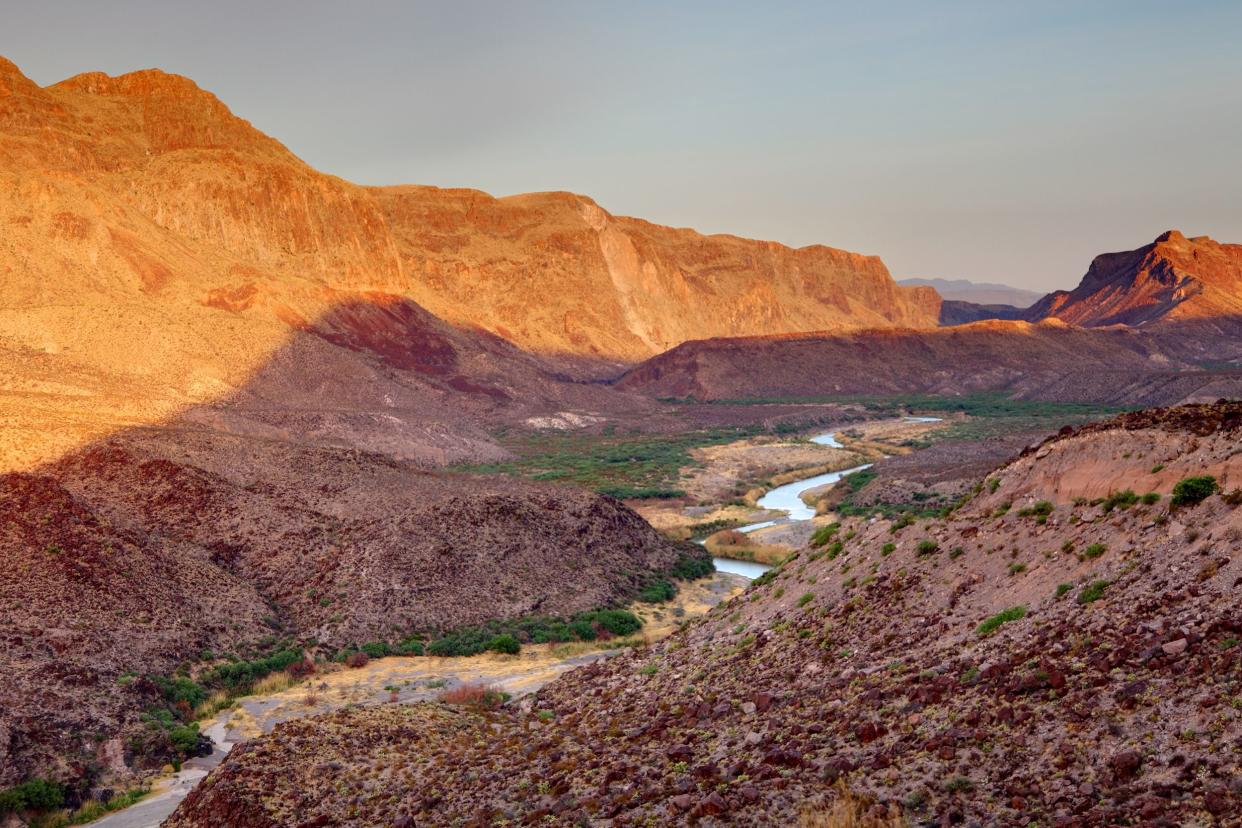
[0, 423, 702, 787]
[164, 402, 1242, 826]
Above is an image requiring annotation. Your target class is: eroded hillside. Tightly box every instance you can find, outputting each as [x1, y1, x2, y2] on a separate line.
[164, 402, 1242, 826]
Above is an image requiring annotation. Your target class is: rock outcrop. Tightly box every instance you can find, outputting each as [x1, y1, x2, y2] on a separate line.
[1027, 230, 1242, 327]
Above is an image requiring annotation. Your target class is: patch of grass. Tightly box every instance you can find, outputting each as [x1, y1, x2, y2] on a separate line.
[1076, 580, 1109, 604]
[916, 539, 939, 556]
[1141, 492, 1161, 505]
[881, 542, 896, 556]
[976, 606, 1027, 637]
[1080, 543, 1107, 560]
[0, 780, 64, 817]
[451, 426, 778, 499]
[1007, 563, 1026, 576]
[798, 592, 815, 607]
[1055, 583, 1074, 599]
[637, 579, 677, 603]
[810, 522, 841, 547]
[438, 682, 509, 710]
[1017, 500, 1054, 518]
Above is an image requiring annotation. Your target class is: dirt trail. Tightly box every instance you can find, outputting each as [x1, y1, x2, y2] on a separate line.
[91, 573, 745, 828]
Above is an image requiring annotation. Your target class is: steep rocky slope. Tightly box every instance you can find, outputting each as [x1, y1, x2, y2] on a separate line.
[165, 403, 1242, 826]
[0, 54, 936, 470]
[1027, 231, 1242, 327]
[0, 420, 703, 787]
[0, 472, 271, 786]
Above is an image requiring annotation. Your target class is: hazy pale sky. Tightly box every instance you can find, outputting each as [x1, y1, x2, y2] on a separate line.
[5, 1, 1241, 291]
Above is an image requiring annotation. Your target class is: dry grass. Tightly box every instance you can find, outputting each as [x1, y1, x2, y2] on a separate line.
[799, 783, 905, 828]
[192, 689, 234, 720]
[437, 682, 510, 710]
[251, 670, 297, 695]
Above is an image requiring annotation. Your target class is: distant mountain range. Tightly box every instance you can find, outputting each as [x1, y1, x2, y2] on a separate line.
[897, 277, 1044, 308]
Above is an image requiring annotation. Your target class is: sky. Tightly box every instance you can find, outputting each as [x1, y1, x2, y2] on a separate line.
[4, 0, 1241, 291]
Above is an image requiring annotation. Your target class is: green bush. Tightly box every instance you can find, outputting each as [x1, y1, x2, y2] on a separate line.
[1100, 490, 1138, 512]
[360, 641, 392, 659]
[0, 779, 65, 815]
[392, 638, 424, 656]
[488, 634, 521, 655]
[666, 550, 714, 581]
[916, 539, 939, 555]
[151, 675, 207, 710]
[637, 579, 677, 603]
[976, 606, 1027, 636]
[1140, 492, 1161, 505]
[569, 618, 597, 641]
[1171, 476, 1218, 507]
[1081, 543, 1106, 560]
[1055, 583, 1073, 598]
[881, 542, 896, 556]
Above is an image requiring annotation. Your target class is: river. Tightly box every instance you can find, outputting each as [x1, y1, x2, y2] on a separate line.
[710, 418, 939, 578]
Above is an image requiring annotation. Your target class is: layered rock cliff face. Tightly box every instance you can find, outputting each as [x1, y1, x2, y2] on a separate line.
[1027, 231, 1242, 327]
[0, 55, 936, 469]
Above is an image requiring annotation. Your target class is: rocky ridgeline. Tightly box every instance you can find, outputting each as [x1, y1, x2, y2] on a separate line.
[166, 404, 1241, 826]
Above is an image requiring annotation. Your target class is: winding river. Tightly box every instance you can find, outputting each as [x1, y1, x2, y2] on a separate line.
[710, 418, 939, 578]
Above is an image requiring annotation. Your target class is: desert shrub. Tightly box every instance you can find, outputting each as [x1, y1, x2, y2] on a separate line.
[949, 546, 964, 560]
[798, 592, 815, 607]
[488, 634, 521, 655]
[881, 542, 896, 556]
[438, 682, 509, 709]
[1055, 583, 1073, 598]
[206, 648, 303, 689]
[0, 779, 64, 815]
[889, 514, 914, 533]
[151, 676, 207, 711]
[666, 550, 714, 581]
[1141, 492, 1161, 505]
[584, 609, 642, 637]
[1018, 500, 1055, 517]
[993, 502, 1011, 517]
[1077, 580, 1109, 604]
[798, 780, 904, 827]
[569, 618, 597, 641]
[826, 540, 845, 560]
[976, 605, 1027, 636]
[394, 637, 425, 656]
[1007, 563, 1026, 576]
[360, 641, 392, 659]
[1080, 543, 1107, 560]
[637, 579, 677, 603]
[916, 539, 939, 556]
[1100, 490, 1138, 512]
[345, 651, 370, 668]
[752, 568, 779, 587]
[1172, 476, 1218, 507]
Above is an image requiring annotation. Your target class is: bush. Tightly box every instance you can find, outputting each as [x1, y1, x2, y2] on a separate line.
[1055, 583, 1073, 598]
[976, 606, 1027, 637]
[360, 641, 392, 659]
[0, 779, 64, 815]
[1100, 490, 1138, 513]
[390, 637, 423, 656]
[1171, 476, 1218, 507]
[1141, 492, 1161, 505]
[1018, 500, 1055, 517]
[584, 609, 642, 637]
[881, 543, 896, 556]
[916, 539, 939, 556]
[666, 550, 714, 581]
[345, 651, 370, 668]
[1081, 543, 1106, 560]
[569, 618, 597, 641]
[438, 682, 510, 710]
[637, 579, 676, 603]
[488, 634, 521, 655]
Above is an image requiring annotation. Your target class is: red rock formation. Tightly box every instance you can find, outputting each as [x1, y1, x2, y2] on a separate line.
[0, 55, 938, 469]
[1027, 231, 1242, 327]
